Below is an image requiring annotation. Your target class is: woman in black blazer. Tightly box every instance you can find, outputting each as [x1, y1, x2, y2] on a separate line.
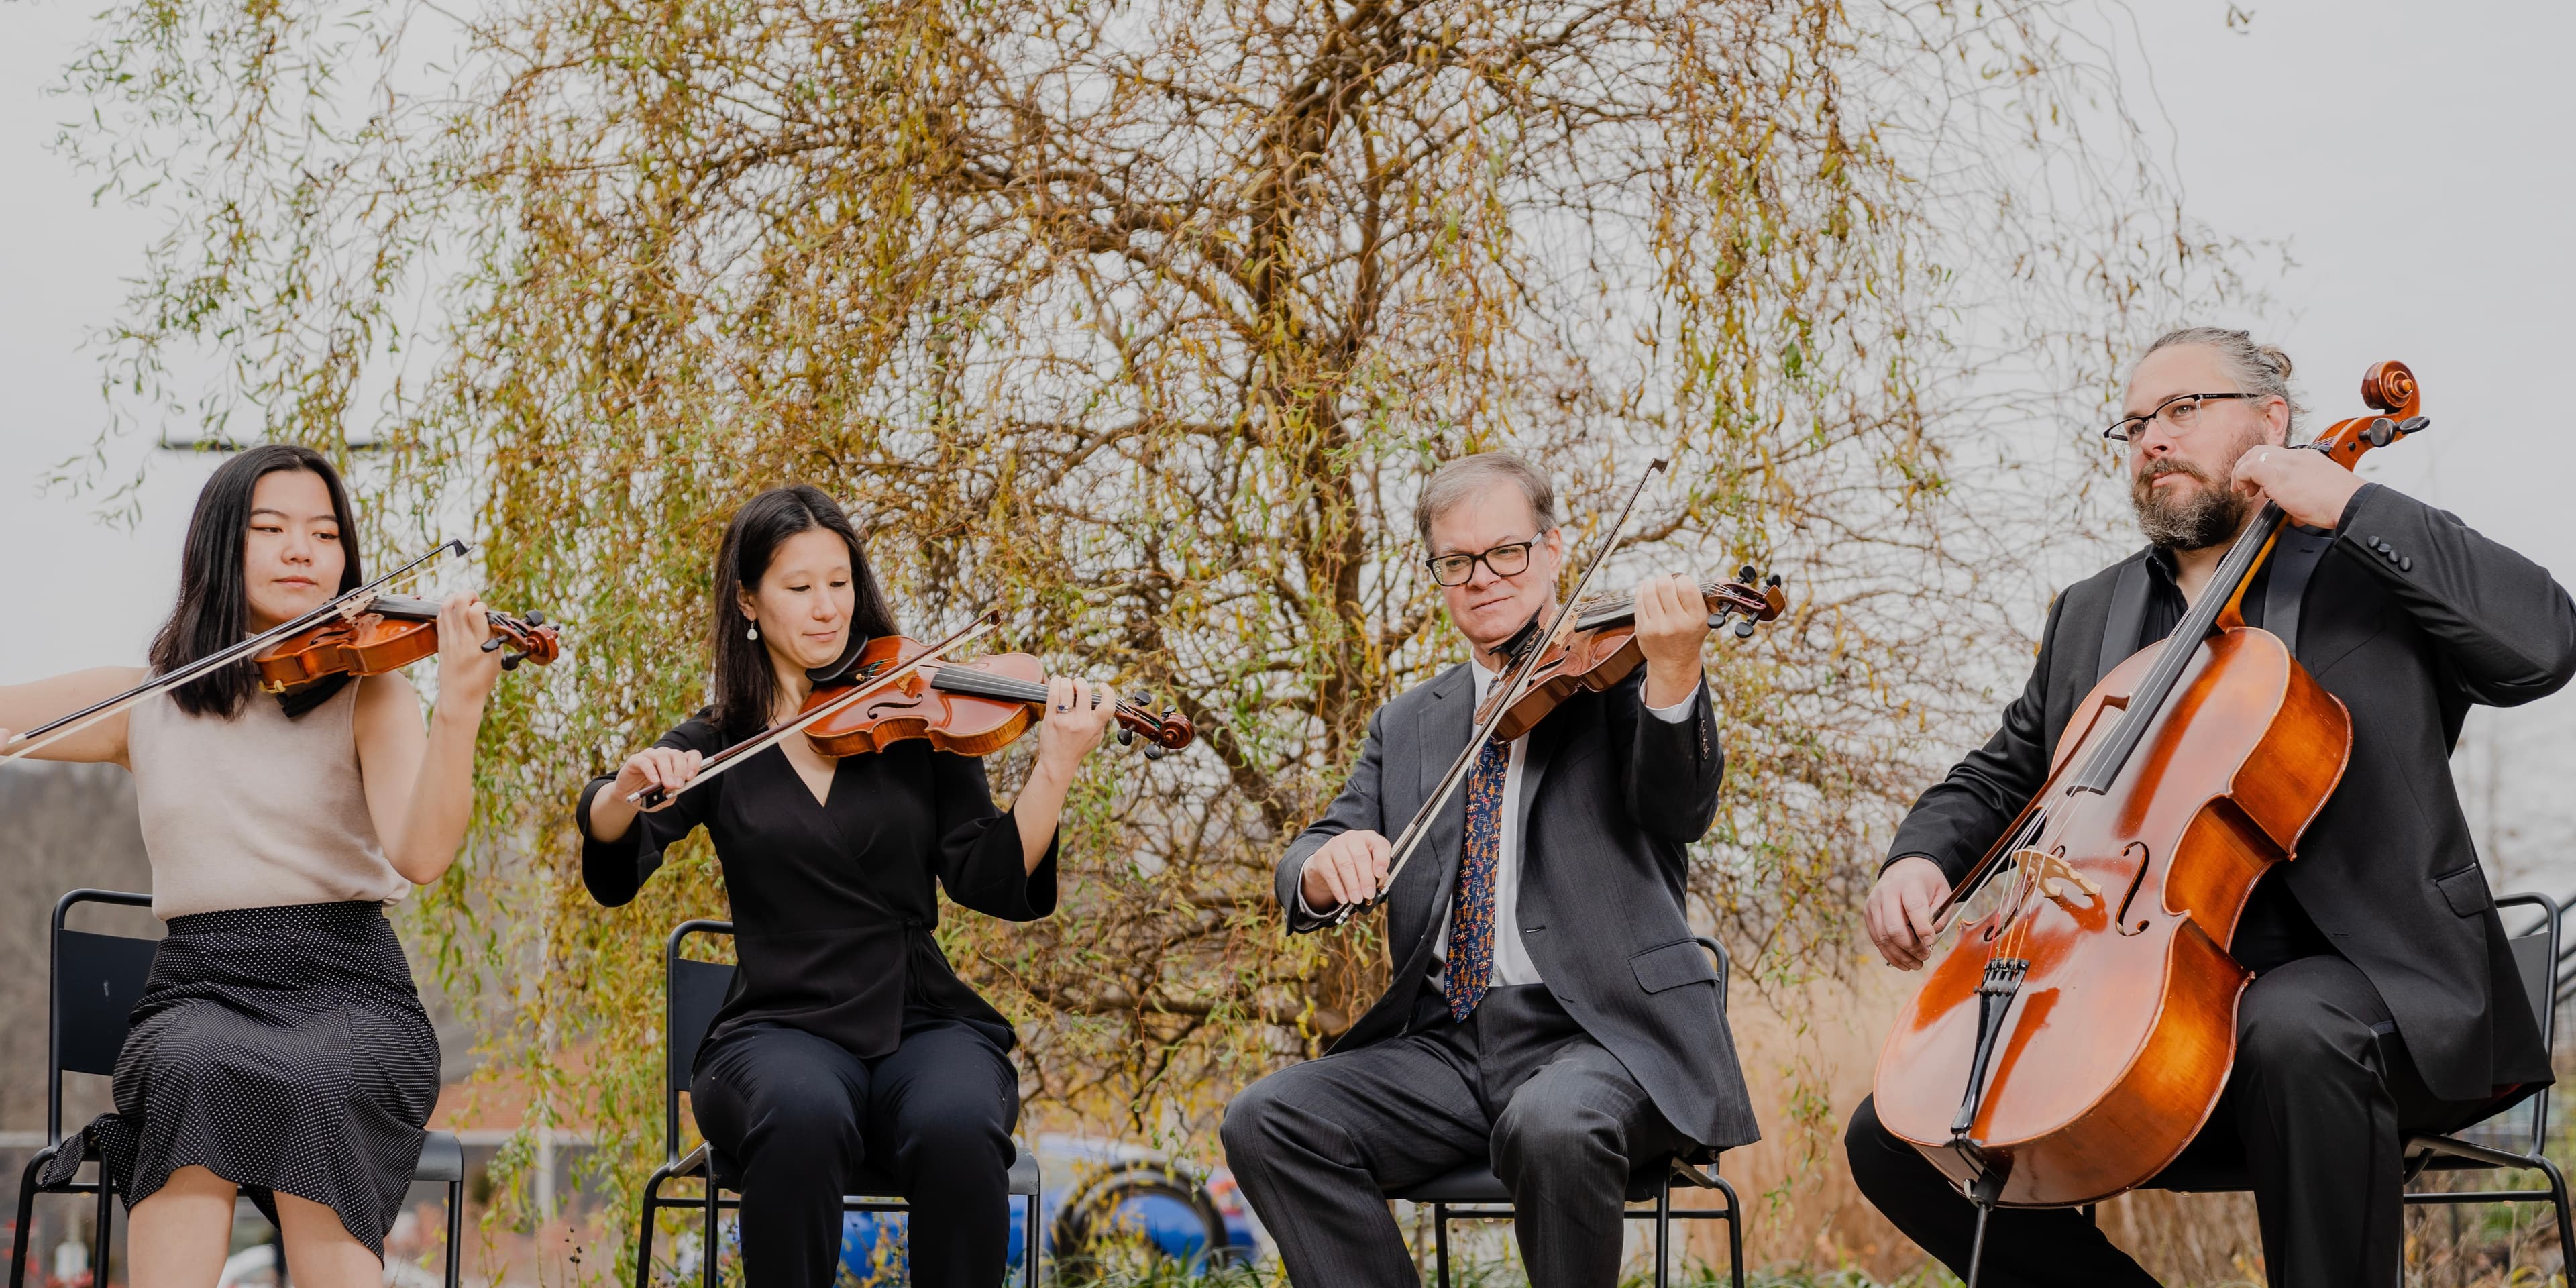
[580, 485, 1111, 1287]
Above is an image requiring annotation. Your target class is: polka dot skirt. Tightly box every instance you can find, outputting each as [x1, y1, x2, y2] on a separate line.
[42, 901, 438, 1256]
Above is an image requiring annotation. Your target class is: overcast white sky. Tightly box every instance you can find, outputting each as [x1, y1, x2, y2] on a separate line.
[4, 1, 2572, 877]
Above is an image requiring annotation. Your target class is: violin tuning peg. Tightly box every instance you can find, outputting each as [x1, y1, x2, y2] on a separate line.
[1733, 619, 1756, 639]
[480, 637, 504, 653]
[1142, 745, 1166, 761]
[1766, 572, 1783, 587]
[1119, 727, 1136, 746]
[500, 653, 523, 671]
[525, 611, 547, 626]
[1737, 564, 1757, 583]
[1705, 612, 1729, 631]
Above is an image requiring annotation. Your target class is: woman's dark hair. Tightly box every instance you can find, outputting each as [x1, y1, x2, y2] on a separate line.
[709, 484, 896, 737]
[148, 445, 364, 718]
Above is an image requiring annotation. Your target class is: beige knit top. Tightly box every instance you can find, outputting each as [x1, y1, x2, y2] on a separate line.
[127, 679, 411, 920]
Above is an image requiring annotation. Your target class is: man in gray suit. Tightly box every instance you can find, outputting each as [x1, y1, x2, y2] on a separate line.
[1221, 452, 1760, 1287]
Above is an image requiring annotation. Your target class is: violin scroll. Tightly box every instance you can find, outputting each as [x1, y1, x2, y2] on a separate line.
[1114, 691, 1194, 760]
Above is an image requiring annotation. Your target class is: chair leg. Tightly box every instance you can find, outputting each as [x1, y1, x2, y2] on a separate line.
[703, 1181, 719, 1288]
[1714, 1175, 1744, 1288]
[91, 1173, 113, 1288]
[9, 1150, 49, 1288]
[1022, 1192, 1038, 1288]
[1654, 1182, 1671, 1288]
[635, 1186, 664, 1288]
[445, 1177, 464, 1288]
[1432, 1202, 1450, 1288]
[2536, 1152, 2576, 1277]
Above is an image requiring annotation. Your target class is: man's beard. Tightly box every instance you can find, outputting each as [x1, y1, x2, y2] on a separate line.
[2132, 452, 2254, 551]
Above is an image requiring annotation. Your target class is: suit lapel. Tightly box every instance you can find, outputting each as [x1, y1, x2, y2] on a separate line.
[2264, 524, 2333, 657]
[1395, 664, 1477, 954]
[2096, 553, 2154, 686]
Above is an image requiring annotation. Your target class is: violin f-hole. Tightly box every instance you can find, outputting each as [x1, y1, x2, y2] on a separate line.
[2112, 842, 2153, 934]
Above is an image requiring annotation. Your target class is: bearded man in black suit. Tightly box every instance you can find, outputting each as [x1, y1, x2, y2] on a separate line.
[1847, 327, 2576, 1287]
[1220, 451, 1759, 1287]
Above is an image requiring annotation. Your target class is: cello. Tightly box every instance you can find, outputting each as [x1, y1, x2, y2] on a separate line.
[1870, 361, 2431, 1242]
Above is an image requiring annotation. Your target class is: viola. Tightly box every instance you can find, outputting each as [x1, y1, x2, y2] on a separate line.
[1476, 568, 1786, 741]
[254, 593, 562, 691]
[627, 614, 1189, 809]
[1871, 360, 2430, 1218]
[798, 634, 1193, 759]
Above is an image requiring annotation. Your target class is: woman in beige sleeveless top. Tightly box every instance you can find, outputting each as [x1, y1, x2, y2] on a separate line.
[0, 445, 502, 1288]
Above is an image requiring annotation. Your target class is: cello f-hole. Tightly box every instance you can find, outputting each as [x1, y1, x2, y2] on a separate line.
[2112, 842, 2153, 935]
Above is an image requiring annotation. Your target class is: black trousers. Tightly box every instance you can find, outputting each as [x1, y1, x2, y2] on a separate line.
[1847, 956, 2485, 1287]
[692, 1018, 1020, 1288]
[1222, 983, 1689, 1287]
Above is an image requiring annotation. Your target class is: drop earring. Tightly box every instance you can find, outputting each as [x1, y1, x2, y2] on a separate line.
[746, 623, 759, 641]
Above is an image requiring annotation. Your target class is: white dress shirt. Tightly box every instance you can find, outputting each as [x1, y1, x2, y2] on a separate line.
[1299, 657, 1695, 989]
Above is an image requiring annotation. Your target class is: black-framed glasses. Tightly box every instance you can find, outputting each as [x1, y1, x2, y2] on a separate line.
[1424, 537, 1538, 587]
[2104, 391, 2257, 443]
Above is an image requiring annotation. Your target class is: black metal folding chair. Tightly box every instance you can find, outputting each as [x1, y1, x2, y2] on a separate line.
[2131, 890, 2572, 1257]
[631, 919, 1042, 1288]
[6, 889, 465, 1288]
[1386, 936, 1748, 1288]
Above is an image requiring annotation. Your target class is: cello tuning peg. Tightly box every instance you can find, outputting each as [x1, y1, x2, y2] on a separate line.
[1765, 572, 1783, 587]
[1705, 612, 1729, 631]
[525, 611, 547, 626]
[480, 637, 504, 653]
[500, 652, 523, 671]
[1119, 727, 1136, 746]
[1737, 564, 1757, 582]
[1733, 619, 1756, 639]
[2366, 417, 2397, 448]
[2400, 415, 2431, 435]
[1142, 744, 1167, 761]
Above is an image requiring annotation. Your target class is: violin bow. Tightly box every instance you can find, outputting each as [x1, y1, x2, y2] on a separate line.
[1325, 458, 1670, 927]
[627, 612, 1001, 808]
[1, 540, 468, 763]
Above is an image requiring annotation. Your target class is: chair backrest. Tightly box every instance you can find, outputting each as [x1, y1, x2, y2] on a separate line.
[2492, 892, 2559, 1155]
[48, 890, 158, 1143]
[662, 920, 737, 1163]
[1693, 936, 1731, 1009]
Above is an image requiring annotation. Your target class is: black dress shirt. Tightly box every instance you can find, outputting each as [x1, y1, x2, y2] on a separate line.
[577, 710, 1057, 1057]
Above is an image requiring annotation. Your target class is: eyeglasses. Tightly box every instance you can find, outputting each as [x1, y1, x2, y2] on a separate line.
[1424, 537, 1538, 587]
[2104, 391, 2258, 443]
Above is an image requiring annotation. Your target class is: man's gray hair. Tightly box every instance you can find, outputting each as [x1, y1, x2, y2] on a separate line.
[2139, 326, 2308, 438]
[1415, 452, 1557, 545]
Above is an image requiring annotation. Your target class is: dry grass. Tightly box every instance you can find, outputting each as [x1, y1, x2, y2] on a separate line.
[1664, 969, 2564, 1287]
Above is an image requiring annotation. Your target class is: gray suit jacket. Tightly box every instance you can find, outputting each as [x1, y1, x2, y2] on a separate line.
[1277, 664, 1761, 1152]
[1888, 483, 2576, 1102]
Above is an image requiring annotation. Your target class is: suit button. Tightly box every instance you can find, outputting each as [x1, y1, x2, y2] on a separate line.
[2400, 555, 2413, 572]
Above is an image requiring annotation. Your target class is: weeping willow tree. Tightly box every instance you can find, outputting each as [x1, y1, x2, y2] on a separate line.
[62, 0, 2223, 1262]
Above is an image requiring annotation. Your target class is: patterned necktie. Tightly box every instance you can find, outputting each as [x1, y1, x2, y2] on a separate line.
[1446, 735, 1513, 1022]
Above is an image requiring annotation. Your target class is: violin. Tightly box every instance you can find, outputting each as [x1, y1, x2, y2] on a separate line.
[798, 634, 1193, 759]
[1871, 360, 2431, 1219]
[1326, 458, 1790, 926]
[254, 593, 561, 691]
[1477, 567, 1786, 741]
[627, 614, 1191, 809]
[5, 541, 481, 763]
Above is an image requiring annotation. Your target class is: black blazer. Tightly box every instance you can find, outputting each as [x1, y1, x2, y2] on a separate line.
[1888, 484, 2576, 1102]
[1276, 665, 1760, 1151]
